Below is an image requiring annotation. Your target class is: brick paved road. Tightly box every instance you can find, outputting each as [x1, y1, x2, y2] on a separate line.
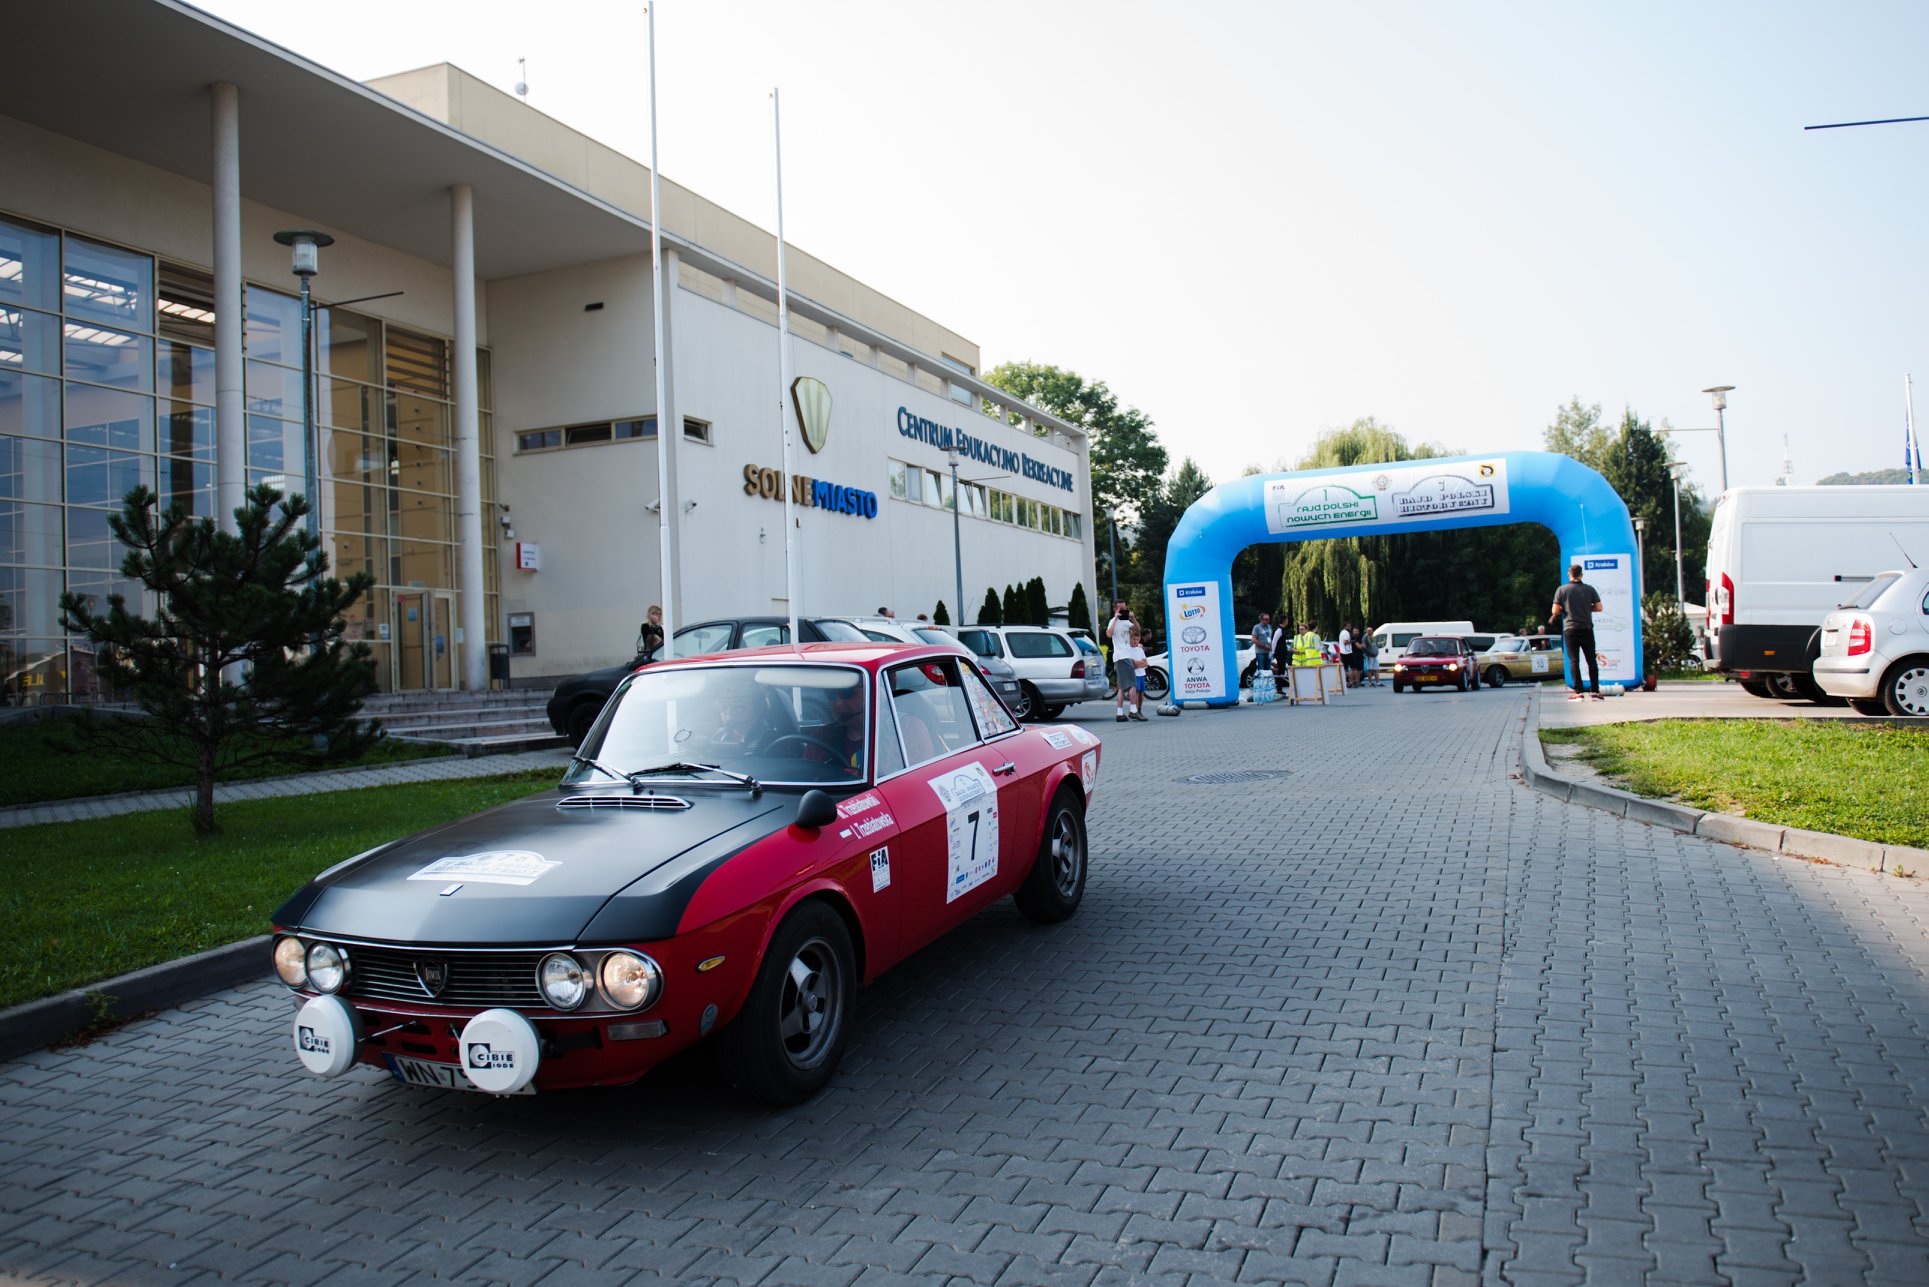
[3, 687, 1927, 1285]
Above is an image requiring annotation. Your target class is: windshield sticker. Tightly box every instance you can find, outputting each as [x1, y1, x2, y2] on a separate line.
[869, 846, 891, 892]
[927, 762, 1000, 903]
[1042, 730, 1074, 750]
[1080, 750, 1099, 795]
[408, 851, 558, 887]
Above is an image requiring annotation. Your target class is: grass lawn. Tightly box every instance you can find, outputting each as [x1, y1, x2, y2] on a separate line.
[0, 714, 454, 809]
[1541, 720, 1929, 849]
[0, 770, 557, 1010]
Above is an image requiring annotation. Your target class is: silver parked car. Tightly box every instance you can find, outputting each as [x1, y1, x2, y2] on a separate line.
[954, 625, 1109, 720]
[1813, 568, 1929, 717]
[844, 617, 1029, 716]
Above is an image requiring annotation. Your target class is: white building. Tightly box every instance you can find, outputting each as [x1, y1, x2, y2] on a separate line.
[1, 0, 1094, 699]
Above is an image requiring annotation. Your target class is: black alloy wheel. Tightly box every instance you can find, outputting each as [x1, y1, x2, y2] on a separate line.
[717, 900, 855, 1105]
[1143, 668, 1170, 701]
[1014, 790, 1088, 923]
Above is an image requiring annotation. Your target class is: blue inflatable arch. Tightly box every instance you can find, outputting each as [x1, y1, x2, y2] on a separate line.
[1160, 450, 1642, 705]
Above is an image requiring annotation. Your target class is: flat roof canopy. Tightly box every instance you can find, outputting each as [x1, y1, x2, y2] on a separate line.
[5, 0, 653, 279]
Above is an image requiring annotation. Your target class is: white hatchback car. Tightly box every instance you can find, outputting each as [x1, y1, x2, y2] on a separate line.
[953, 625, 1110, 719]
[1813, 567, 1929, 717]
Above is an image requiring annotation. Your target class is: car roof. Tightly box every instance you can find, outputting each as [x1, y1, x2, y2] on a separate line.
[650, 640, 958, 672]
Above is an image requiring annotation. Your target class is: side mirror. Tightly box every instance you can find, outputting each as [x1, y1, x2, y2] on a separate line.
[794, 789, 838, 830]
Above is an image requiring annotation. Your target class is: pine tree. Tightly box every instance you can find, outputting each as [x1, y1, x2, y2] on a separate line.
[1067, 582, 1093, 634]
[1026, 576, 1048, 626]
[933, 600, 950, 626]
[1003, 584, 1023, 623]
[978, 587, 1003, 625]
[59, 485, 380, 836]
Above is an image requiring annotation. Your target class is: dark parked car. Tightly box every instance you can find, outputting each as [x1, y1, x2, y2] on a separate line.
[1390, 635, 1483, 693]
[277, 642, 1099, 1103]
[546, 616, 871, 746]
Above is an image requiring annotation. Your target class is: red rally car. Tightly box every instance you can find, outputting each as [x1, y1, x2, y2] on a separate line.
[273, 643, 1098, 1104]
[1390, 635, 1483, 693]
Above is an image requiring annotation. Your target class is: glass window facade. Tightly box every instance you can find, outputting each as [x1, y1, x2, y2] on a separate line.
[0, 210, 496, 702]
[884, 455, 1081, 542]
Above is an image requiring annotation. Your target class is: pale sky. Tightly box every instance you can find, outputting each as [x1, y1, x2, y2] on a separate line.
[199, 0, 1929, 494]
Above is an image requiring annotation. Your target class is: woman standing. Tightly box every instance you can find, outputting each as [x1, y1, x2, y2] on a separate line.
[638, 604, 665, 657]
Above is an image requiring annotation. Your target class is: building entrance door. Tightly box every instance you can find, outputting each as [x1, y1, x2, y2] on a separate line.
[393, 590, 458, 690]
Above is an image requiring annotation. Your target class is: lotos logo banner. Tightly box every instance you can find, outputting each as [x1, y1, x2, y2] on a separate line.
[1179, 604, 1205, 620]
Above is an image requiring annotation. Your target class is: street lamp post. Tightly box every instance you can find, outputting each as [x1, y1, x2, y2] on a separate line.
[272, 229, 333, 540]
[947, 445, 964, 627]
[1632, 515, 1646, 600]
[1107, 515, 1119, 611]
[1668, 461, 1688, 610]
[1701, 385, 1734, 494]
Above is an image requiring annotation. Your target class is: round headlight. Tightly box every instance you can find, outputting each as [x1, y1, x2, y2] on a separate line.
[305, 942, 347, 994]
[598, 951, 663, 1011]
[538, 953, 588, 1011]
[274, 936, 308, 988]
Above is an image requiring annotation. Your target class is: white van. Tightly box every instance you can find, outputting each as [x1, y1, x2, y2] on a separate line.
[1370, 621, 1476, 667]
[1704, 486, 1929, 700]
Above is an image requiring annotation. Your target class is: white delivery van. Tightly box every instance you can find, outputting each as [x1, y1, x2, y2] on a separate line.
[1370, 621, 1476, 667]
[1704, 486, 1929, 700]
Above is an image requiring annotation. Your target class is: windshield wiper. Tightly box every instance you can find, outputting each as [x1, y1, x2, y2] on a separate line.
[568, 753, 632, 784]
[626, 760, 762, 794]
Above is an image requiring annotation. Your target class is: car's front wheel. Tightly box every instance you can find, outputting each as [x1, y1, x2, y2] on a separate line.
[1486, 666, 1509, 689]
[1456, 671, 1469, 692]
[1014, 791, 1087, 923]
[1880, 657, 1929, 718]
[717, 901, 855, 1105]
[1392, 678, 1405, 693]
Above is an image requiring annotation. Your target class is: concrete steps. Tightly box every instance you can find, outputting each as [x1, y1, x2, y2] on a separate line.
[363, 691, 565, 757]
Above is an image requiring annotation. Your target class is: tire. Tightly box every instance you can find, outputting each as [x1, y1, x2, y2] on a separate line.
[1392, 678, 1405, 694]
[1456, 672, 1469, 692]
[1850, 697, 1889, 717]
[1764, 673, 1803, 700]
[1240, 662, 1256, 690]
[1880, 657, 1929, 718]
[1485, 666, 1509, 689]
[1143, 668, 1170, 701]
[564, 701, 601, 748]
[1739, 679, 1773, 698]
[1788, 672, 1844, 706]
[1014, 791, 1087, 923]
[717, 901, 855, 1105]
[1011, 682, 1041, 721]
[1041, 704, 1066, 721]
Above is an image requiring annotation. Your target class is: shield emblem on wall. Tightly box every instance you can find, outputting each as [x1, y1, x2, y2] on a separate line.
[791, 377, 832, 454]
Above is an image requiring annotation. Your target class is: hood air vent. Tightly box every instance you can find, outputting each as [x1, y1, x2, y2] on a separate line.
[557, 794, 693, 812]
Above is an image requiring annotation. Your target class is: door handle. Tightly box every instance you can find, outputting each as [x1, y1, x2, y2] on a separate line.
[992, 761, 1017, 776]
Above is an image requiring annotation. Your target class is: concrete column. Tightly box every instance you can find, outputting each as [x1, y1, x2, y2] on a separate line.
[450, 183, 487, 691]
[211, 82, 244, 531]
[658, 247, 684, 625]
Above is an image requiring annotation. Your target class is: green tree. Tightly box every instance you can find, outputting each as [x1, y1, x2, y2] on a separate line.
[1066, 582, 1093, 634]
[982, 362, 1168, 526]
[1025, 576, 1048, 627]
[978, 587, 1003, 625]
[1642, 591, 1695, 671]
[1003, 584, 1023, 624]
[933, 600, 950, 626]
[1134, 457, 1215, 605]
[59, 485, 380, 836]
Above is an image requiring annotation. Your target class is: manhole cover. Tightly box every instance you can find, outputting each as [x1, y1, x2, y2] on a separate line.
[1180, 769, 1292, 785]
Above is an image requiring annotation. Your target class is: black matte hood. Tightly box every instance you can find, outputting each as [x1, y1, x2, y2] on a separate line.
[274, 787, 791, 945]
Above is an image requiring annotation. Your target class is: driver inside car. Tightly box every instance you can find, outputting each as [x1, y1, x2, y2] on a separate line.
[711, 691, 777, 754]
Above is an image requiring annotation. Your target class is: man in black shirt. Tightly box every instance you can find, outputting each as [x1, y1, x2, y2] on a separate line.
[1550, 564, 1605, 701]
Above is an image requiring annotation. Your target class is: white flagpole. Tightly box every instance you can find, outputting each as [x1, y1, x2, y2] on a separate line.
[1908, 373, 1921, 485]
[773, 87, 799, 642]
[647, 2, 676, 649]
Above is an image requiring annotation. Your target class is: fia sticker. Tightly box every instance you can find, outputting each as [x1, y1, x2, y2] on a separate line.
[869, 846, 891, 892]
[1079, 750, 1099, 795]
[927, 762, 1000, 903]
[1042, 730, 1074, 750]
[1067, 726, 1098, 747]
[408, 851, 557, 886]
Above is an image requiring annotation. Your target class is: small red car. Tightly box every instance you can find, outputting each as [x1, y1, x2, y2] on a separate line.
[1390, 635, 1482, 693]
[273, 643, 1098, 1104]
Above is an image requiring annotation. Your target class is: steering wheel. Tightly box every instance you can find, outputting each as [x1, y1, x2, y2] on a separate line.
[756, 733, 856, 768]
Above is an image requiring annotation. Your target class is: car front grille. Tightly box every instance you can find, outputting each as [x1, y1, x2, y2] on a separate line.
[342, 944, 548, 1008]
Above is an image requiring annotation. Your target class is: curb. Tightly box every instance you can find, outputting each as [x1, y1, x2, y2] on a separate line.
[1520, 689, 1929, 874]
[0, 935, 268, 1064]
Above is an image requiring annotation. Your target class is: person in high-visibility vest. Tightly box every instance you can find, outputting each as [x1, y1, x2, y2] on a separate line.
[1292, 622, 1323, 667]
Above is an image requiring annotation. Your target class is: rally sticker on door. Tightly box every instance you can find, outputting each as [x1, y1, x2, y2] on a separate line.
[1079, 750, 1099, 795]
[869, 846, 891, 892]
[927, 762, 1000, 903]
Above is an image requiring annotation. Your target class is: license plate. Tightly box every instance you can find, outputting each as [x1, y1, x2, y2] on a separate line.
[1414, 673, 1441, 683]
[383, 1053, 534, 1094]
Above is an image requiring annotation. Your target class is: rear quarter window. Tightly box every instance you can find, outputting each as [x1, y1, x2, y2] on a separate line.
[1007, 631, 1072, 659]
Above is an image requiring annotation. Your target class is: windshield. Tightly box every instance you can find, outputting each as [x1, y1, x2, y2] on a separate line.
[1406, 638, 1453, 657]
[566, 664, 868, 786]
[814, 620, 870, 642]
[1843, 572, 1903, 610]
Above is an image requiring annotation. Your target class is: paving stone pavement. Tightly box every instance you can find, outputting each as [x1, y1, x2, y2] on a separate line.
[2, 685, 1927, 1285]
